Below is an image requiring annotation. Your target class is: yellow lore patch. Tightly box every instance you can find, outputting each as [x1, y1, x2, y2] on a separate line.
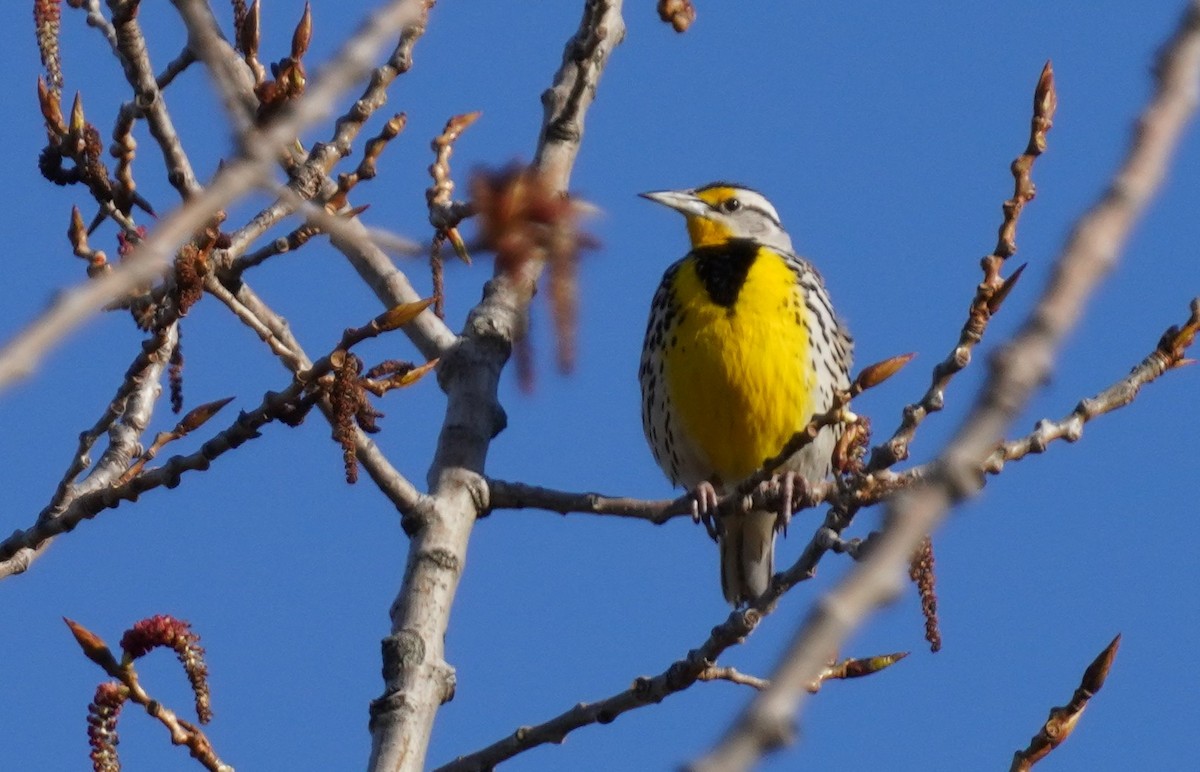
[685, 186, 738, 248]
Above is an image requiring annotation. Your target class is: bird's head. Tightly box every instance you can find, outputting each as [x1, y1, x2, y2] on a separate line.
[639, 182, 793, 253]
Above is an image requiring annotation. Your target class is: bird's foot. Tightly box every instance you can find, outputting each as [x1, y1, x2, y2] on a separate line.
[761, 471, 808, 537]
[690, 481, 721, 542]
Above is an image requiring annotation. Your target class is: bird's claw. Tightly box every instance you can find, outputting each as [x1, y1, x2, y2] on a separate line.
[690, 481, 721, 542]
[766, 470, 804, 537]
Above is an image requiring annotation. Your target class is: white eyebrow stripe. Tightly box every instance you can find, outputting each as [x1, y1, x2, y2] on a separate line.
[735, 190, 782, 226]
[694, 183, 785, 227]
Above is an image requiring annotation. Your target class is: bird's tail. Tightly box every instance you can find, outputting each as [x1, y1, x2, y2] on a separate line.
[719, 509, 776, 606]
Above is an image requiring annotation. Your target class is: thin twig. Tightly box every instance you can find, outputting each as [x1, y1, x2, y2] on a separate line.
[75, 0, 120, 51]
[698, 667, 770, 691]
[485, 479, 688, 522]
[985, 297, 1200, 474]
[868, 61, 1054, 472]
[1010, 635, 1121, 771]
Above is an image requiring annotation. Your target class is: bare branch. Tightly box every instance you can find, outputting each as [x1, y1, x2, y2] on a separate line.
[698, 666, 770, 691]
[485, 478, 688, 522]
[111, 0, 202, 197]
[437, 640, 904, 771]
[869, 61, 1055, 473]
[1, 383, 294, 578]
[533, 0, 627, 191]
[0, 324, 177, 578]
[986, 297, 1200, 474]
[171, 0, 259, 137]
[0, 293, 440, 579]
[1010, 635, 1121, 771]
[207, 280, 428, 514]
[74, 0, 120, 51]
[0, 0, 429, 393]
[367, 3, 627, 770]
[269, 180, 456, 361]
[436, 604, 761, 772]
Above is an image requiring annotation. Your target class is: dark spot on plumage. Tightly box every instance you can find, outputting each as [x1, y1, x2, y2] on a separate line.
[691, 239, 759, 307]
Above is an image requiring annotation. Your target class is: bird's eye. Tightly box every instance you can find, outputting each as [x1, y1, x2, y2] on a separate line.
[721, 198, 741, 213]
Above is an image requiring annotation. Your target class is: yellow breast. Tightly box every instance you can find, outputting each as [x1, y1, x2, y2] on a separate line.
[664, 247, 815, 484]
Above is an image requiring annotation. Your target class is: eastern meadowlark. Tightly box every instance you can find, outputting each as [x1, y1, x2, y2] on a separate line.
[639, 183, 853, 606]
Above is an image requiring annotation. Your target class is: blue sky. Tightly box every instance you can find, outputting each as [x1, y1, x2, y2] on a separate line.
[2, 2, 1198, 770]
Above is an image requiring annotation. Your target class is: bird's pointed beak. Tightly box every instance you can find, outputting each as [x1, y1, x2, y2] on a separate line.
[639, 189, 708, 218]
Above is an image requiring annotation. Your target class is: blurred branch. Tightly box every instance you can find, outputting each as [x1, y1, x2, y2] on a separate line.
[368, 3, 627, 771]
[171, 0, 259, 137]
[218, 0, 453, 361]
[693, 4, 1200, 768]
[0, 0, 427, 393]
[1011, 635, 1121, 771]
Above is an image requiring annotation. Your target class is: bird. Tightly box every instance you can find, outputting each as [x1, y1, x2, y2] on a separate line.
[638, 182, 853, 606]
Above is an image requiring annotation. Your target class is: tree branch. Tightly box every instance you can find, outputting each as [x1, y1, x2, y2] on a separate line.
[0, 0, 428, 393]
[0, 324, 176, 578]
[1010, 634, 1121, 771]
[366, 3, 627, 770]
[111, 0, 202, 197]
[436, 603, 760, 772]
[485, 478, 688, 522]
[693, 4, 1200, 766]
